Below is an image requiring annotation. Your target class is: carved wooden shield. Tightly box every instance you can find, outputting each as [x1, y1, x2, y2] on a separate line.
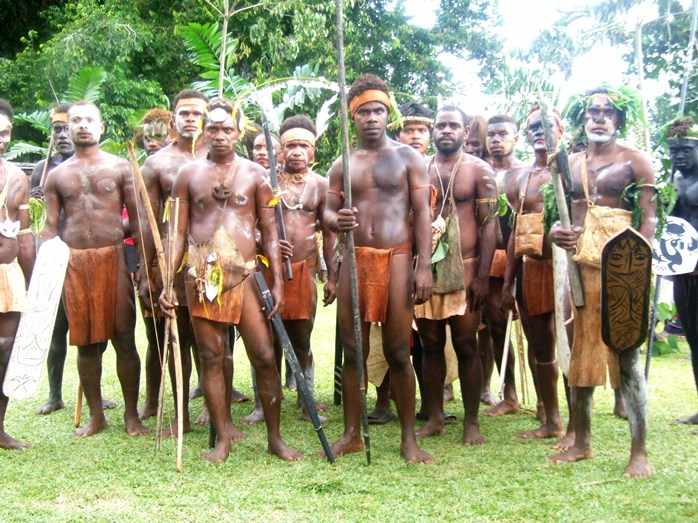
[601, 228, 653, 352]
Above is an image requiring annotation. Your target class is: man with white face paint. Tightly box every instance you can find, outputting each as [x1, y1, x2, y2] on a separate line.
[42, 101, 147, 438]
[139, 90, 209, 429]
[159, 99, 302, 463]
[244, 115, 337, 424]
[0, 99, 35, 450]
[548, 87, 656, 478]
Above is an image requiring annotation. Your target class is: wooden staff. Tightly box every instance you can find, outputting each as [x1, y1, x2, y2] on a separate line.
[498, 310, 513, 400]
[126, 143, 185, 470]
[334, 0, 370, 464]
[38, 134, 55, 189]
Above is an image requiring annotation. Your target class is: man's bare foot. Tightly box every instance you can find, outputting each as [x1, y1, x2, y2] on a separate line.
[548, 446, 592, 464]
[484, 400, 519, 416]
[160, 418, 193, 438]
[443, 384, 454, 403]
[74, 415, 108, 438]
[300, 409, 327, 424]
[401, 439, 434, 464]
[189, 386, 203, 400]
[125, 416, 150, 436]
[624, 453, 652, 478]
[102, 399, 117, 410]
[195, 406, 210, 426]
[0, 431, 30, 450]
[268, 438, 303, 461]
[416, 418, 444, 438]
[139, 403, 158, 420]
[202, 440, 231, 464]
[330, 433, 364, 457]
[231, 388, 249, 403]
[518, 423, 564, 440]
[677, 412, 698, 425]
[462, 423, 486, 445]
[242, 407, 265, 424]
[553, 431, 575, 451]
[480, 391, 496, 406]
[37, 399, 65, 415]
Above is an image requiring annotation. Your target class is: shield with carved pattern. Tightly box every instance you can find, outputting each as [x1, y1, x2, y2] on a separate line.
[601, 228, 653, 352]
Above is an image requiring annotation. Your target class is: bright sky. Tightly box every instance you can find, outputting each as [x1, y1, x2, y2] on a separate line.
[402, 0, 686, 115]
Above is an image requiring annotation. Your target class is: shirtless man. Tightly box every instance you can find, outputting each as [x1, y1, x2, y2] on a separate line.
[483, 115, 523, 417]
[42, 101, 147, 438]
[415, 105, 497, 442]
[140, 108, 171, 155]
[139, 90, 209, 429]
[549, 88, 654, 477]
[245, 115, 337, 423]
[367, 101, 435, 425]
[251, 131, 280, 170]
[667, 117, 698, 428]
[0, 99, 35, 449]
[160, 99, 300, 463]
[502, 107, 564, 439]
[324, 74, 432, 463]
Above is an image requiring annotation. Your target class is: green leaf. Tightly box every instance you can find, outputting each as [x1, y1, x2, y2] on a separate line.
[65, 66, 107, 103]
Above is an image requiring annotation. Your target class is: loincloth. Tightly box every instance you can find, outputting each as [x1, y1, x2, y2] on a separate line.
[64, 244, 121, 346]
[521, 256, 554, 317]
[415, 257, 477, 320]
[264, 253, 317, 321]
[0, 258, 26, 313]
[489, 249, 507, 278]
[354, 243, 411, 324]
[185, 274, 247, 325]
[569, 264, 620, 388]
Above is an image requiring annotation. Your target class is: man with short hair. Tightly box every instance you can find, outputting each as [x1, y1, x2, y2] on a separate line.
[482, 114, 523, 417]
[42, 101, 147, 438]
[324, 74, 433, 463]
[0, 99, 35, 449]
[667, 116, 698, 428]
[414, 105, 497, 442]
[502, 106, 564, 439]
[139, 90, 209, 429]
[252, 131, 281, 170]
[549, 87, 654, 477]
[140, 108, 172, 155]
[160, 99, 301, 463]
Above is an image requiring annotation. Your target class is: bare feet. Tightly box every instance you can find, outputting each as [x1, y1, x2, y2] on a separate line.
[268, 438, 303, 461]
[202, 440, 231, 464]
[102, 399, 117, 410]
[518, 423, 564, 440]
[242, 407, 265, 424]
[484, 399, 520, 416]
[300, 409, 327, 424]
[462, 422, 486, 445]
[548, 446, 592, 464]
[125, 416, 150, 436]
[401, 439, 434, 464]
[367, 407, 396, 425]
[416, 418, 444, 438]
[330, 433, 364, 457]
[0, 431, 30, 450]
[231, 387, 249, 403]
[480, 391, 496, 406]
[677, 412, 698, 425]
[624, 453, 652, 478]
[37, 399, 65, 415]
[613, 395, 627, 420]
[189, 386, 203, 400]
[74, 415, 108, 438]
[195, 406, 210, 426]
[139, 403, 158, 421]
[553, 431, 576, 451]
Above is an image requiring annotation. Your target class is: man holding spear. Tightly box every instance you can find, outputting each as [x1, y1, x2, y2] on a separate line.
[324, 73, 433, 463]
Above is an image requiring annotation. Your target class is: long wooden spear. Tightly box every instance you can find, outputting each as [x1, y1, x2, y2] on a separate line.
[334, 0, 370, 464]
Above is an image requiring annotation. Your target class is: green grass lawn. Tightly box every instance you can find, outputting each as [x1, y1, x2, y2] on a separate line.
[1, 299, 697, 522]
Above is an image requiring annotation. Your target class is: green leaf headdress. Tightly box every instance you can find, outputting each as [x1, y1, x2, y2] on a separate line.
[663, 116, 698, 142]
[563, 84, 643, 138]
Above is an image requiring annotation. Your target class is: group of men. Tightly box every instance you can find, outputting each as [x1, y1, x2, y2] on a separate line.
[1, 70, 696, 479]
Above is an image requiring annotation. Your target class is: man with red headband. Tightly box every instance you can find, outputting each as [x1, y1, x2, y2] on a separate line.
[324, 74, 433, 463]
